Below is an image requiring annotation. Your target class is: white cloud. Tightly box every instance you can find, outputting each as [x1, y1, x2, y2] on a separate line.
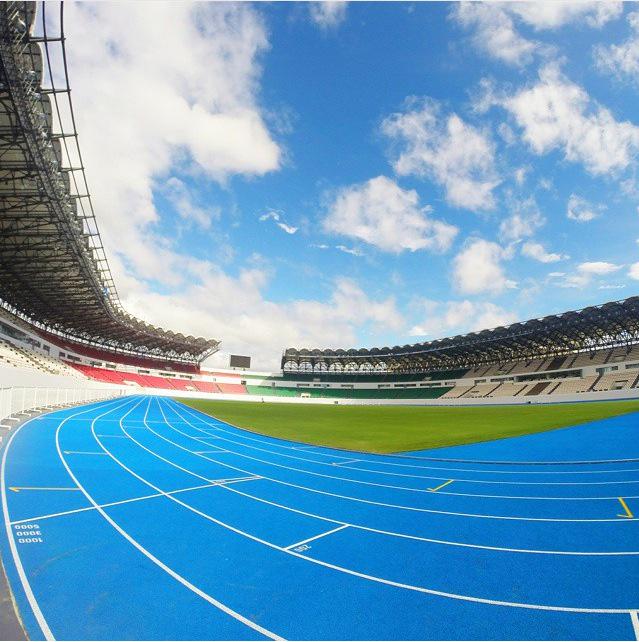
[308, 2, 348, 29]
[452, 238, 516, 295]
[57, 2, 281, 292]
[409, 299, 517, 337]
[382, 98, 499, 210]
[164, 177, 217, 229]
[47, 4, 407, 369]
[335, 245, 364, 257]
[555, 261, 622, 288]
[566, 194, 605, 222]
[510, 2, 622, 30]
[595, 11, 639, 83]
[322, 176, 458, 253]
[498, 196, 545, 243]
[502, 63, 639, 175]
[579, 261, 622, 275]
[451, 2, 622, 66]
[259, 210, 298, 234]
[514, 166, 528, 185]
[521, 241, 567, 263]
[123, 271, 404, 369]
[629, 262, 639, 280]
[451, 3, 537, 66]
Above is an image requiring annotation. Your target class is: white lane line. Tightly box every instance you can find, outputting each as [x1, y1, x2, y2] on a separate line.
[56, 397, 282, 641]
[95, 399, 638, 615]
[160, 399, 639, 522]
[171, 403, 639, 487]
[96, 434, 130, 439]
[1, 395, 135, 642]
[174, 403, 639, 475]
[160, 401, 639, 504]
[155, 400, 639, 551]
[285, 524, 350, 551]
[62, 451, 107, 456]
[9, 482, 222, 525]
[219, 480, 639, 556]
[631, 610, 639, 640]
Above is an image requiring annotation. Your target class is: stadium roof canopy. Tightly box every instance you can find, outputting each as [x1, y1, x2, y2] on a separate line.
[282, 296, 639, 374]
[0, 2, 218, 364]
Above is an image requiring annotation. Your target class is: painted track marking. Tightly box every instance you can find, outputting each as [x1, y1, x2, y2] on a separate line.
[173, 404, 639, 476]
[170, 402, 639, 491]
[1, 395, 132, 641]
[56, 396, 283, 641]
[618, 498, 634, 519]
[145, 400, 639, 555]
[428, 480, 454, 493]
[82, 397, 639, 615]
[630, 610, 639, 640]
[162, 400, 639, 514]
[285, 524, 350, 551]
[9, 487, 80, 493]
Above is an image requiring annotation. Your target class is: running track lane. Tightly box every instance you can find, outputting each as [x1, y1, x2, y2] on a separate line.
[1, 395, 638, 640]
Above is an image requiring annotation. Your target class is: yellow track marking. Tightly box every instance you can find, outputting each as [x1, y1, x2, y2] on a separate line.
[617, 497, 634, 519]
[428, 479, 454, 493]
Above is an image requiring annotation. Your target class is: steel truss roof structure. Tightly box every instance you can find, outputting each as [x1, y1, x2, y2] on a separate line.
[282, 296, 639, 374]
[0, 2, 218, 364]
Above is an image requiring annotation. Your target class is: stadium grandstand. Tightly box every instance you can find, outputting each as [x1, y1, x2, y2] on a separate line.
[0, 0, 218, 369]
[2, 4, 639, 642]
[1, 0, 638, 408]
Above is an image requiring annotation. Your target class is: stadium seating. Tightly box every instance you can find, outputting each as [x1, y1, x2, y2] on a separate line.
[217, 383, 248, 394]
[245, 385, 451, 400]
[0, 339, 84, 378]
[38, 330, 199, 374]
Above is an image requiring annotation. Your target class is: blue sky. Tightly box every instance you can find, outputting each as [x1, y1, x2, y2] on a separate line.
[55, 2, 639, 368]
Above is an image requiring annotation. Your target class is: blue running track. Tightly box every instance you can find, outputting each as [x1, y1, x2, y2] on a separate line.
[1, 395, 638, 640]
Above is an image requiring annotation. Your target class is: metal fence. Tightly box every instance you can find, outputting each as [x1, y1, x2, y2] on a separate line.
[0, 386, 129, 428]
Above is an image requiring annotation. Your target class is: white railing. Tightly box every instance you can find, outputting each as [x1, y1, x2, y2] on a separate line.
[0, 386, 129, 429]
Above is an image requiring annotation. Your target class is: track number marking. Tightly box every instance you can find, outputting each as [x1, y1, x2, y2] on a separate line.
[13, 523, 44, 544]
[292, 544, 311, 553]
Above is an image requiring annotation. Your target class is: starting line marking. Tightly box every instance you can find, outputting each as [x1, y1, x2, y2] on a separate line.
[428, 479, 454, 492]
[284, 524, 349, 551]
[618, 497, 634, 519]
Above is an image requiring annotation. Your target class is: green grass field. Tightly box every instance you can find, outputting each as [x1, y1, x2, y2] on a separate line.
[177, 398, 639, 453]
